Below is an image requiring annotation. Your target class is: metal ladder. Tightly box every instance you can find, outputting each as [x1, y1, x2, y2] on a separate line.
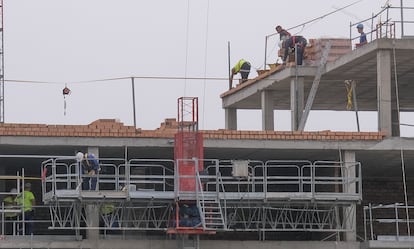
[298, 40, 332, 131]
[198, 193, 226, 230]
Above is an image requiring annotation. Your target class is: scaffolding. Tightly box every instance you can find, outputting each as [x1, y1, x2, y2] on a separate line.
[39, 156, 361, 241]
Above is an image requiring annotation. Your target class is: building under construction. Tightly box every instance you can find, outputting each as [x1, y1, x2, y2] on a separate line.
[1, 3, 414, 249]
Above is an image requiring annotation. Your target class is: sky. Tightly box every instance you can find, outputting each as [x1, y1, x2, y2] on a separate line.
[3, 0, 414, 135]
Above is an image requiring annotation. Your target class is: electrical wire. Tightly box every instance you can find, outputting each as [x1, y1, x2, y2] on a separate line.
[183, 0, 191, 97]
[201, 0, 211, 130]
[4, 76, 231, 85]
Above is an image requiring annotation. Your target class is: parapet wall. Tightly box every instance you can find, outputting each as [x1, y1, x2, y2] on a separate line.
[0, 118, 386, 141]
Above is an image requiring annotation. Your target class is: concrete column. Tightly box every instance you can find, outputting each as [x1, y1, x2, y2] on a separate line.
[86, 147, 99, 240]
[343, 150, 356, 241]
[225, 108, 237, 130]
[377, 50, 392, 136]
[261, 90, 274, 131]
[391, 109, 400, 137]
[290, 77, 304, 131]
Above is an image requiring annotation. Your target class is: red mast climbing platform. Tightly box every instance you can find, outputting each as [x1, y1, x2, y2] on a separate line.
[169, 97, 214, 235]
[174, 97, 204, 192]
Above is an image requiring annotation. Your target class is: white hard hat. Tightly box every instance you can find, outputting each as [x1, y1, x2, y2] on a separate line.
[10, 188, 17, 193]
[75, 152, 84, 162]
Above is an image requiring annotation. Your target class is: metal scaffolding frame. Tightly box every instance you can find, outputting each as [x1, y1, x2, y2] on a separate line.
[37, 156, 361, 240]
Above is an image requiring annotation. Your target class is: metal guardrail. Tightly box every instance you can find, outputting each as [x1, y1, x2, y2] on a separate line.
[41, 157, 362, 201]
[350, 3, 414, 48]
[364, 203, 414, 241]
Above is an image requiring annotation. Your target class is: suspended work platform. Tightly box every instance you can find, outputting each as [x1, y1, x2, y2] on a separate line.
[41, 157, 361, 236]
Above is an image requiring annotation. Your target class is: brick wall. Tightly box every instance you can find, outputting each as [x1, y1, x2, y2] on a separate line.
[0, 118, 386, 141]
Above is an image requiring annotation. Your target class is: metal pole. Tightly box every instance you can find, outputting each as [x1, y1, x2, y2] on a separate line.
[131, 77, 137, 129]
[351, 81, 360, 132]
[369, 203, 374, 240]
[264, 36, 268, 70]
[349, 22, 352, 50]
[228, 41, 231, 90]
[400, 0, 404, 37]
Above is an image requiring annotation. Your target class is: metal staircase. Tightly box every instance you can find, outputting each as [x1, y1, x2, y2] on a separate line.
[198, 193, 226, 230]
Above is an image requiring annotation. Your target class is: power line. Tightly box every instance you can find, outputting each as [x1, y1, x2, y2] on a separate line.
[4, 76, 231, 85]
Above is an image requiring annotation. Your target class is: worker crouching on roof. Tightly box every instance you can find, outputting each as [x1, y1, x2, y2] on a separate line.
[229, 59, 251, 89]
[282, 35, 307, 66]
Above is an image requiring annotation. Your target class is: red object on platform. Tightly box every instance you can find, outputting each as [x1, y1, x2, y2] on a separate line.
[174, 132, 204, 191]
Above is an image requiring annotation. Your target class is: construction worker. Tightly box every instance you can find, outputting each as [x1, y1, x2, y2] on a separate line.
[355, 23, 367, 48]
[229, 59, 251, 89]
[81, 152, 100, 190]
[3, 188, 18, 235]
[15, 183, 36, 235]
[282, 35, 307, 65]
[275, 25, 291, 42]
[100, 203, 120, 234]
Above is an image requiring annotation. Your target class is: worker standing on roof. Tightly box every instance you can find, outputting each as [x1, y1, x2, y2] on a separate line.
[355, 23, 367, 48]
[229, 59, 251, 89]
[282, 35, 307, 66]
[275, 25, 291, 41]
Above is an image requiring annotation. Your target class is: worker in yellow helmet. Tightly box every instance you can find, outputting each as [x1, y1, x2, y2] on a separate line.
[229, 59, 251, 89]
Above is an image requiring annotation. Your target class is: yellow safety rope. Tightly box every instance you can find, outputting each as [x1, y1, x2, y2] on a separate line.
[345, 80, 353, 110]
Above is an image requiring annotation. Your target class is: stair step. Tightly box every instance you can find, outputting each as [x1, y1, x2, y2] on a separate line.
[205, 218, 223, 221]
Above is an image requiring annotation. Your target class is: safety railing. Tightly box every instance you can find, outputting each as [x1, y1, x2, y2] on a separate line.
[41, 157, 362, 201]
[350, 3, 414, 48]
[42, 157, 176, 199]
[364, 203, 414, 241]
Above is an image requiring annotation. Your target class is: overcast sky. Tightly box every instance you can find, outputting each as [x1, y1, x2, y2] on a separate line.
[3, 0, 414, 135]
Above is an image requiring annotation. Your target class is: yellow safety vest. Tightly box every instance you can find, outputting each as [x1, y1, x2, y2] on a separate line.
[233, 59, 247, 74]
[3, 196, 18, 218]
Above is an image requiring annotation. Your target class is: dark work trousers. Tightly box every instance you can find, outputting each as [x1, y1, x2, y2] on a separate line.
[82, 170, 97, 190]
[240, 62, 251, 82]
[295, 37, 307, 65]
[5, 216, 17, 235]
[19, 210, 34, 235]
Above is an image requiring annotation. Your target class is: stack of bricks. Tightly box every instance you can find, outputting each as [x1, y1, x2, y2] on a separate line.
[304, 38, 351, 66]
[0, 118, 386, 141]
[202, 130, 386, 141]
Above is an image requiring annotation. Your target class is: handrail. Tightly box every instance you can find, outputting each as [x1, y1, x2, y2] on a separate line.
[41, 158, 362, 202]
[364, 203, 414, 241]
[350, 3, 414, 47]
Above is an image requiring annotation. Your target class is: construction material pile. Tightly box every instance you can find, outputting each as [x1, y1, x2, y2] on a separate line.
[304, 38, 351, 66]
